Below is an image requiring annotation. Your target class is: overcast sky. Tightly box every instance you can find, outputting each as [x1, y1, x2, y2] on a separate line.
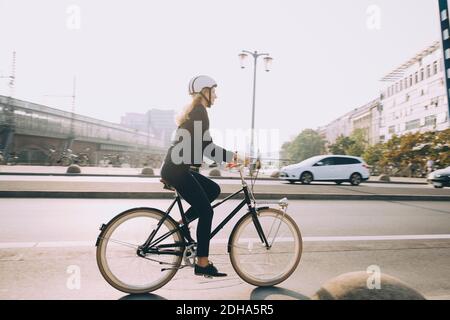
[0, 0, 441, 153]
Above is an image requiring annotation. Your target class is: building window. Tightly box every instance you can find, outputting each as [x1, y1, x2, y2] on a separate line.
[400, 80, 403, 91]
[442, 9, 448, 21]
[426, 65, 431, 78]
[388, 126, 395, 134]
[405, 119, 420, 130]
[433, 61, 438, 75]
[420, 68, 424, 81]
[409, 75, 413, 86]
[425, 115, 437, 127]
[445, 29, 450, 40]
[414, 72, 419, 84]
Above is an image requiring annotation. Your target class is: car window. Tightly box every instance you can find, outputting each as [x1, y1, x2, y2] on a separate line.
[294, 156, 323, 167]
[335, 157, 361, 165]
[320, 157, 336, 166]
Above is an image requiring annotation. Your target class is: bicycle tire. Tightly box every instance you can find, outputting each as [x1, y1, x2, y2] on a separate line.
[229, 208, 302, 287]
[96, 207, 184, 294]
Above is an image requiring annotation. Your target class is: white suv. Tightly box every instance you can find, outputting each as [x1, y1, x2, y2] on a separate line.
[279, 155, 370, 186]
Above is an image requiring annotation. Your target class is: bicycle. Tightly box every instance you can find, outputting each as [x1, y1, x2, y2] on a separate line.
[95, 162, 303, 294]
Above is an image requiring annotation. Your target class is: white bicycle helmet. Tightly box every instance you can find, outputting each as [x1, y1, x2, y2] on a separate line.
[188, 75, 217, 94]
[188, 75, 217, 107]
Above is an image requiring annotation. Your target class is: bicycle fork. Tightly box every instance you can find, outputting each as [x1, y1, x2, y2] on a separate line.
[251, 198, 289, 249]
[250, 208, 271, 249]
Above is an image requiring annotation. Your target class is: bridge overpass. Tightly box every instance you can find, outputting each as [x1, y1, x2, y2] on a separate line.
[0, 95, 167, 166]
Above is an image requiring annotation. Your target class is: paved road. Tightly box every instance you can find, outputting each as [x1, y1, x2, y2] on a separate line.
[1, 198, 449, 300]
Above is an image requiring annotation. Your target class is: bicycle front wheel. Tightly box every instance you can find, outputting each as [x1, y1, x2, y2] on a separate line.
[229, 208, 302, 287]
[96, 208, 183, 294]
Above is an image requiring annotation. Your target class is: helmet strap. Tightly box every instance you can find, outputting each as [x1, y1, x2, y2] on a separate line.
[200, 89, 212, 108]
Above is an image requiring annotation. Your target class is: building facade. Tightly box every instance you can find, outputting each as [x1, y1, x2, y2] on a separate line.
[351, 99, 381, 146]
[317, 41, 449, 146]
[121, 109, 176, 147]
[317, 99, 381, 146]
[0, 95, 166, 165]
[379, 41, 449, 142]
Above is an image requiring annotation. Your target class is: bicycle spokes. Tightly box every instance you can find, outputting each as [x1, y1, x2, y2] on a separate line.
[97, 209, 184, 293]
[229, 209, 302, 286]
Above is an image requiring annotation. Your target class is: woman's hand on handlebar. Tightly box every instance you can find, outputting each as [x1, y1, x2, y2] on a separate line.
[226, 152, 245, 168]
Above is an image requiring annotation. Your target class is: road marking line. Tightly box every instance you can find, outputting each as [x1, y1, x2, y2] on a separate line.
[1, 234, 450, 249]
[302, 235, 450, 242]
[0, 242, 36, 248]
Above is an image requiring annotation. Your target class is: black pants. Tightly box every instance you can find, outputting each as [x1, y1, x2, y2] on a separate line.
[160, 162, 221, 257]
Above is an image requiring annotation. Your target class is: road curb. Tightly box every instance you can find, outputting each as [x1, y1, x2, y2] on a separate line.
[0, 191, 448, 201]
[0, 172, 428, 185]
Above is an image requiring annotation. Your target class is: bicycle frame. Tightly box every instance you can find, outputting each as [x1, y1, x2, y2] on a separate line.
[141, 175, 270, 255]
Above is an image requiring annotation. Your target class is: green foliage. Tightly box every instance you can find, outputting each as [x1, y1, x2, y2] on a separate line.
[283, 128, 449, 170]
[378, 129, 450, 169]
[281, 129, 326, 163]
[362, 143, 385, 165]
[328, 128, 367, 157]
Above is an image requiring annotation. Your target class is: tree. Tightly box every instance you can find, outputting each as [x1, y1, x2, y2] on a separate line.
[283, 129, 326, 163]
[328, 135, 352, 155]
[362, 143, 384, 166]
[368, 128, 450, 175]
[347, 129, 368, 156]
[328, 129, 368, 157]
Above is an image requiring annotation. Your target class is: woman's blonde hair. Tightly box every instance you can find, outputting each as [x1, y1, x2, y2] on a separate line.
[175, 92, 206, 127]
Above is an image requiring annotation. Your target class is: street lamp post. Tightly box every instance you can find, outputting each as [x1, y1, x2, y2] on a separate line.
[238, 50, 273, 161]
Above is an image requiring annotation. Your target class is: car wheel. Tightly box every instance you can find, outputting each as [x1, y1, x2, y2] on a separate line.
[433, 184, 444, 189]
[350, 173, 362, 186]
[300, 172, 313, 185]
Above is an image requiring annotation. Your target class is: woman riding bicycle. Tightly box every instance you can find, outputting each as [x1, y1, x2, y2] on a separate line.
[160, 75, 238, 278]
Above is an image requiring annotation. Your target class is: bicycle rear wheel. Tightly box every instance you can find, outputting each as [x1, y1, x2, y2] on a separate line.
[229, 208, 302, 287]
[96, 208, 183, 294]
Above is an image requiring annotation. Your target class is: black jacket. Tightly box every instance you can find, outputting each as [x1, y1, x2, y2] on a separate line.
[164, 104, 234, 168]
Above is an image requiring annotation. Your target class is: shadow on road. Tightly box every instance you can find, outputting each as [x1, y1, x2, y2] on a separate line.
[250, 286, 310, 300]
[119, 293, 167, 300]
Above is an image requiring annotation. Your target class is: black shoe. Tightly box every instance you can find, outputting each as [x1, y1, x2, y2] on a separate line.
[194, 262, 227, 278]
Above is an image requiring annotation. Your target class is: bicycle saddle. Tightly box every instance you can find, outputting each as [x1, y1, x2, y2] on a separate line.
[160, 178, 176, 191]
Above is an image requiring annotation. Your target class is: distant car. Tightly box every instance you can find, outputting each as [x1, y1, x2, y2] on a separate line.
[427, 166, 450, 188]
[279, 155, 370, 186]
